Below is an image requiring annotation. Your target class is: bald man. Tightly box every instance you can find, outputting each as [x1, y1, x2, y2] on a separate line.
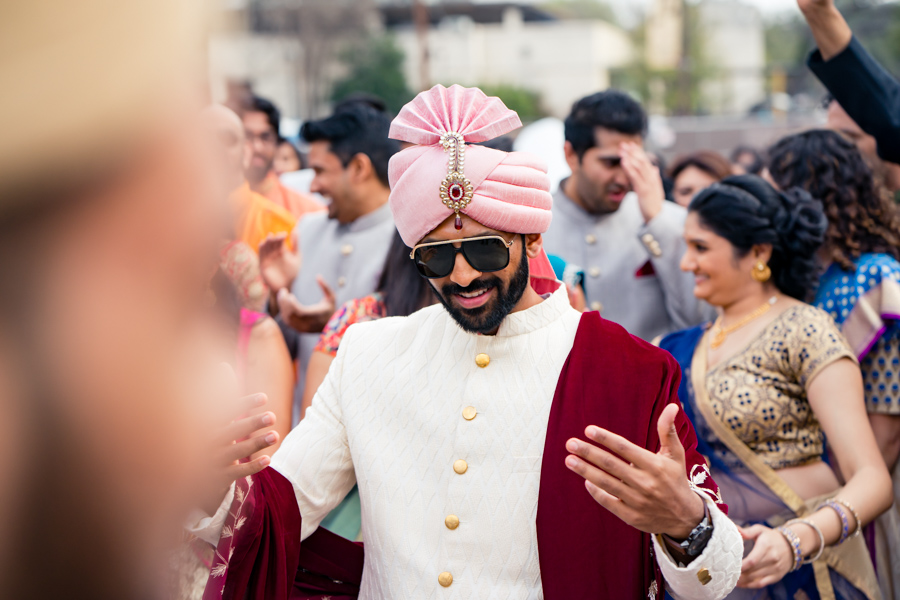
[202, 104, 296, 253]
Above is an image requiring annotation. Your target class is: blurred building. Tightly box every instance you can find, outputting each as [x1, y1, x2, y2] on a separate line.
[696, 0, 766, 115]
[381, 3, 634, 118]
[644, 0, 765, 116]
[645, 0, 683, 71]
[208, 33, 304, 117]
[208, 0, 380, 119]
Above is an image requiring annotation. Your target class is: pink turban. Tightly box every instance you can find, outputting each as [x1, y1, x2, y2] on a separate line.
[388, 84, 553, 247]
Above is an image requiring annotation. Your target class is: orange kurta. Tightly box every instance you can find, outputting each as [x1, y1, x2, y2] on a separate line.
[256, 170, 324, 220]
[231, 182, 296, 254]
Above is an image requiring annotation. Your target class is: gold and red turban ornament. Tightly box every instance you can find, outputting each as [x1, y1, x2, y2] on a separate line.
[438, 131, 474, 230]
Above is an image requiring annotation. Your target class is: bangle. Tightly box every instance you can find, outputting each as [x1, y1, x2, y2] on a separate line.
[785, 518, 825, 564]
[833, 498, 863, 538]
[819, 500, 850, 545]
[776, 525, 803, 572]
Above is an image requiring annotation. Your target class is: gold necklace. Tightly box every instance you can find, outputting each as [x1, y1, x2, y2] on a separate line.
[710, 297, 777, 350]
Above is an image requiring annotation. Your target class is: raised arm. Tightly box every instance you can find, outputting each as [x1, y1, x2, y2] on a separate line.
[798, 0, 851, 60]
[621, 142, 713, 330]
[800, 0, 900, 163]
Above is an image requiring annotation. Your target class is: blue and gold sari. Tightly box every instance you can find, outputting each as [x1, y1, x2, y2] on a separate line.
[815, 253, 900, 600]
[661, 305, 881, 600]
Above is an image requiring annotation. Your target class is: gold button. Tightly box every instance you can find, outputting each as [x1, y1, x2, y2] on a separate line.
[438, 571, 453, 587]
[453, 459, 468, 474]
[650, 243, 662, 258]
[341, 244, 354, 256]
[475, 353, 490, 368]
[585, 233, 597, 244]
[641, 233, 654, 244]
[462, 406, 477, 420]
[588, 267, 601, 278]
[337, 276, 347, 287]
[445, 514, 460, 530]
[590, 301, 603, 312]
[697, 568, 712, 585]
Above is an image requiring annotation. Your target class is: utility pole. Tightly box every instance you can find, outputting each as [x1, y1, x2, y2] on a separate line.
[675, 0, 691, 115]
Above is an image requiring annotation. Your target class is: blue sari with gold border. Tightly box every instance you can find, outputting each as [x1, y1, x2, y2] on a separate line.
[660, 325, 880, 600]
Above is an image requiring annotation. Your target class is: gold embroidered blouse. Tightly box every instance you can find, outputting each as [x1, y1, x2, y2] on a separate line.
[704, 305, 856, 470]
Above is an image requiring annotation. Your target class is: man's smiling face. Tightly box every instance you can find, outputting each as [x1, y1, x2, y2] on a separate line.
[419, 213, 530, 335]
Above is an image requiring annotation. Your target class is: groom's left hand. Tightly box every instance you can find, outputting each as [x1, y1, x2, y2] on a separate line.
[565, 403, 705, 539]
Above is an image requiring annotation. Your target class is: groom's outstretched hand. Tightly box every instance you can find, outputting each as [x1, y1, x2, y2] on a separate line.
[565, 403, 705, 539]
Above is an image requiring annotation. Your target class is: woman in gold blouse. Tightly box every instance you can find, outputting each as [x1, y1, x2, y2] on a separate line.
[660, 175, 892, 599]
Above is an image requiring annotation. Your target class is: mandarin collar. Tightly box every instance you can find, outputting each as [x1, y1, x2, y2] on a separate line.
[494, 284, 572, 338]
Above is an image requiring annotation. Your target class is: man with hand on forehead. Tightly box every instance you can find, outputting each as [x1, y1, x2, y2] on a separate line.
[193, 85, 742, 600]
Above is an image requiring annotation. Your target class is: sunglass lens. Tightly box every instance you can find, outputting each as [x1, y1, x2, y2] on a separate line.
[463, 238, 510, 272]
[414, 245, 455, 278]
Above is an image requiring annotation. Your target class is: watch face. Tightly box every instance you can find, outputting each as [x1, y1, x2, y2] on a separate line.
[686, 521, 714, 556]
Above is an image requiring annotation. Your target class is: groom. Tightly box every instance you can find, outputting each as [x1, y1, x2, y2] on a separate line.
[193, 85, 742, 600]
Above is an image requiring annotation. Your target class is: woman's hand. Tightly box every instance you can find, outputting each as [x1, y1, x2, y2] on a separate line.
[200, 392, 280, 515]
[277, 276, 336, 334]
[259, 231, 301, 294]
[737, 525, 794, 588]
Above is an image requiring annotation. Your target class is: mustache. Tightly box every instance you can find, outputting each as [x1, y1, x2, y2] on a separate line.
[441, 276, 501, 297]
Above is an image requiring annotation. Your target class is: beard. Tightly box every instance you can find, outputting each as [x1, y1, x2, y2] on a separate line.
[433, 244, 530, 334]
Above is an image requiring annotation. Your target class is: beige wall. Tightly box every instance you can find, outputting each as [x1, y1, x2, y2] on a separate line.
[393, 9, 634, 118]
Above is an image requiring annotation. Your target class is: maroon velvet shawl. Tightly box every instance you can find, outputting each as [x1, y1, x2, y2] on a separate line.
[204, 311, 724, 599]
[536, 311, 725, 599]
[202, 468, 363, 600]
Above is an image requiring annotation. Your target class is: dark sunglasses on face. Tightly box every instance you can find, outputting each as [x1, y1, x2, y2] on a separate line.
[409, 235, 514, 279]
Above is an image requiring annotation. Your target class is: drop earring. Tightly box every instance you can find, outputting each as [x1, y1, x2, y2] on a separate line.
[751, 261, 771, 283]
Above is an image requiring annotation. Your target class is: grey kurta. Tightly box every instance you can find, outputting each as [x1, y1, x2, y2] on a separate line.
[542, 183, 712, 341]
[289, 202, 394, 415]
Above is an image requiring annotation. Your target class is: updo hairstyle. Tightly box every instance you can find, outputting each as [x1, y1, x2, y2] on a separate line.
[688, 175, 827, 300]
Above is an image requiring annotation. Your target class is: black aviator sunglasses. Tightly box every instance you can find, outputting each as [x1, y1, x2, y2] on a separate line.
[409, 235, 514, 279]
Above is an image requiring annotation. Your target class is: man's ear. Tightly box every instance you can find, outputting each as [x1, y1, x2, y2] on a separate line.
[347, 152, 374, 184]
[563, 141, 581, 173]
[524, 233, 543, 259]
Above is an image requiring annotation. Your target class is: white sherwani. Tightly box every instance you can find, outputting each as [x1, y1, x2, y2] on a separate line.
[193, 286, 742, 599]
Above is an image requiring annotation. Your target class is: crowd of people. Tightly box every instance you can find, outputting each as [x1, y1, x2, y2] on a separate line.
[4, 0, 900, 599]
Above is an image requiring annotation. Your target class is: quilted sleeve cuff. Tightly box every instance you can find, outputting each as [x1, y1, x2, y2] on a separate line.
[653, 498, 743, 600]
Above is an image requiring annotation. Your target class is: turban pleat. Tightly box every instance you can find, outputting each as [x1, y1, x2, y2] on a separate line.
[388, 84, 554, 247]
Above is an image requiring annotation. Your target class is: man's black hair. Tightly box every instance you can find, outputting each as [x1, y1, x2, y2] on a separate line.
[300, 103, 400, 188]
[564, 90, 647, 160]
[245, 95, 281, 135]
